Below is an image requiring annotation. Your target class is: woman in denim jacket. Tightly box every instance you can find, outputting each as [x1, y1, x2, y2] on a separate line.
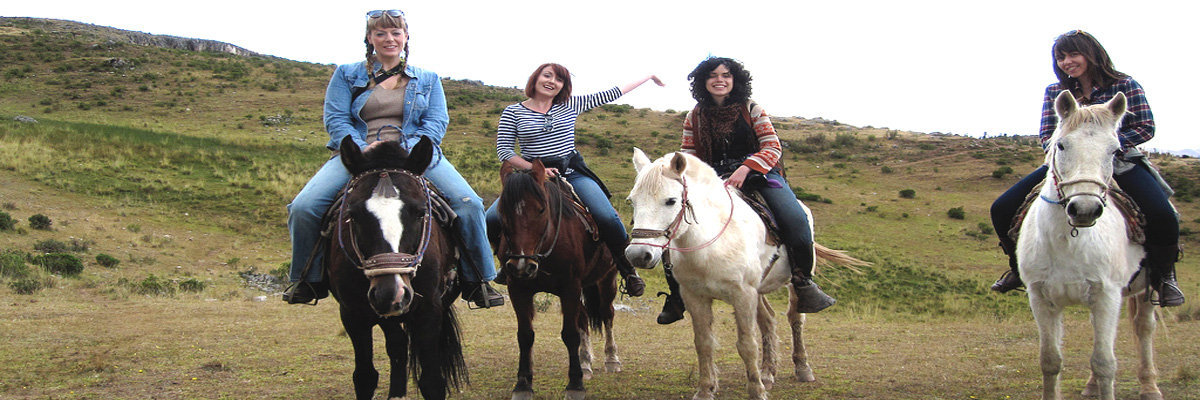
[284, 9, 503, 308]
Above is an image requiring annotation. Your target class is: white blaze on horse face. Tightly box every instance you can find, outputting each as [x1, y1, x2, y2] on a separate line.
[366, 192, 405, 253]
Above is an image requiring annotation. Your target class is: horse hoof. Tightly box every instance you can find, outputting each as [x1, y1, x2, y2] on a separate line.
[1081, 382, 1099, 397]
[605, 361, 622, 373]
[691, 390, 717, 400]
[512, 390, 534, 400]
[761, 374, 775, 391]
[1139, 393, 1164, 400]
[794, 367, 816, 382]
[565, 389, 586, 400]
[582, 367, 593, 380]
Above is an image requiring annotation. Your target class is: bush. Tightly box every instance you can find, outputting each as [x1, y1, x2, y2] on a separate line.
[34, 239, 69, 253]
[96, 253, 120, 268]
[992, 166, 1014, 179]
[947, 207, 966, 220]
[28, 214, 51, 230]
[0, 211, 16, 231]
[0, 250, 31, 278]
[899, 189, 916, 199]
[10, 276, 53, 294]
[35, 253, 84, 276]
[179, 278, 207, 293]
[880, 166, 894, 174]
[125, 274, 176, 296]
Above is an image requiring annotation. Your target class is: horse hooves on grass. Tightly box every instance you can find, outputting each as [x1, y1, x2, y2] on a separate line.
[794, 367, 816, 382]
[564, 389, 586, 400]
[387, 397, 408, 400]
[761, 374, 775, 391]
[1139, 393, 1164, 400]
[604, 361, 622, 373]
[511, 390, 534, 400]
[1081, 382, 1099, 397]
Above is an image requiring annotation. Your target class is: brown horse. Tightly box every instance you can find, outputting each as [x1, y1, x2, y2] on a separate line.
[495, 160, 623, 400]
[324, 135, 466, 400]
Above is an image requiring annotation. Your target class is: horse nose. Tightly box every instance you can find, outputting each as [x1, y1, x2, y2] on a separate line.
[1066, 198, 1103, 226]
[625, 247, 656, 269]
[368, 283, 412, 316]
[506, 258, 538, 279]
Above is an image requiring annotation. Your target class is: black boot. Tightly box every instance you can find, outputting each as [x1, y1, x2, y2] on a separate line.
[991, 240, 1024, 293]
[612, 252, 645, 297]
[282, 281, 328, 305]
[493, 268, 508, 285]
[463, 282, 505, 308]
[657, 265, 685, 324]
[1144, 244, 1185, 307]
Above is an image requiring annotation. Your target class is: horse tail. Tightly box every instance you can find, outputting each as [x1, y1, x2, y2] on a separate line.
[582, 284, 606, 333]
[813, 243, 869, 274]
[409, 304, 468, 393]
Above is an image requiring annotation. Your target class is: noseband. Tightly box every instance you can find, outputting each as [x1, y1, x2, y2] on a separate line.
[502, 177, 566, 265]
[339, 169, 433, 278]
[629, 176, 735, 253]
[1040, 147, 1111, 232]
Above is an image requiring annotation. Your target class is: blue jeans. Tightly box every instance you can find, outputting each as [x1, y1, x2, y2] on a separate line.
[486, 172, 629, 254]
[990, 162, 1178, 247]
[288, 155, 496, 284]
[750, 171, 815, 276]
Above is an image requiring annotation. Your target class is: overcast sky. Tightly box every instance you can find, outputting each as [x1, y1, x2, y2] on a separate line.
[7, 0, 1196, 151]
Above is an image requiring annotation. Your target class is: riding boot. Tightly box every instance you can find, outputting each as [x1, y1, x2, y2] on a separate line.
[1144, 244, 1185, 307]
[991, 240, 1024, 293]
[462, 281, 505, 308]
[657, 265, 686, 324]
[788, 244, 835, 313]
[282, 280, 328, 305]
[609, 246, 645, 297]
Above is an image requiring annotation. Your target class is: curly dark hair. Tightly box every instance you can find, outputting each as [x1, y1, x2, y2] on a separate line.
[687, 57, 752, 106]
[1051, 30, 1127, 98]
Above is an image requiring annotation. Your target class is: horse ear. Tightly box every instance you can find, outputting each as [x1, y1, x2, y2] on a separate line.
[1106, 91, 1127, 120]
[632, 147, 651, 173]
[531, 159, 547, 182]
[340, 136, 367, 174]
[1054, 90, 1077, 120]
[669, 152, 688, 178]
[404, 136, 434, 175]
[500, 160, 516, 183]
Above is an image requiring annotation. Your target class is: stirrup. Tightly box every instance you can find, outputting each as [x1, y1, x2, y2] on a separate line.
[282, 281, 324, 305]
[463, 282, 505, 309]
[1150, 279, 1186, 307]
[621, 274, 645, 297]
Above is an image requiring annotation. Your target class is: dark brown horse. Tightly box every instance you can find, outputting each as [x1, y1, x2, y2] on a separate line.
[495, 160, 623, 400]
[324, 135, 466, 400]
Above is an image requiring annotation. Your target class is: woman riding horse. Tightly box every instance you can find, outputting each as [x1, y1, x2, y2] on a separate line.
[284, 9, 502, 308]
[989, 30, 1184, 307]
[655, 57, 836, 324]
[485, 63, 663, 296]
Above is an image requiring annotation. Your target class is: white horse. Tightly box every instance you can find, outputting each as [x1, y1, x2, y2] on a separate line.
[626, 148, 865, 400]
[1018, 91, 1161, 400]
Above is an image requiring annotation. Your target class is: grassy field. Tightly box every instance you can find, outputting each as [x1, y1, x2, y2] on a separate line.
[1, 17, 1199, 399]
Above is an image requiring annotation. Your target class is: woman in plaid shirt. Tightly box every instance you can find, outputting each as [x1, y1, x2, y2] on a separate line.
[989, 30, 1184, 306]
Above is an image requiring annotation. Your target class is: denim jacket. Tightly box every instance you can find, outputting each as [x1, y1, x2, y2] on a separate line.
[323, 62, 449, 164]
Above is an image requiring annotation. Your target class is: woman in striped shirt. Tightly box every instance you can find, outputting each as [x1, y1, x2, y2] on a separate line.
[656, 57, 837, 325]
[486, 63, 663, 297]
[989, 30, 1183, 307]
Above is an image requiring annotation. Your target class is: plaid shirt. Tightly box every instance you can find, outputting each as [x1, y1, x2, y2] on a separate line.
[1039, 76, 1154, 155]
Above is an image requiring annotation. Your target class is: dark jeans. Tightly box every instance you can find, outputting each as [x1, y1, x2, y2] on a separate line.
[751, 171, 815, 276]
[990, 162, 1178, 248]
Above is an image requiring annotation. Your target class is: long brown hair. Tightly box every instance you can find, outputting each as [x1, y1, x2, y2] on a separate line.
[1052, 30, 1127, 98]
[524, 63, 572, 104]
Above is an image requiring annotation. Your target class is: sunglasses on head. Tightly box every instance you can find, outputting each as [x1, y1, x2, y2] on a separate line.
[367, 9, 404, 18]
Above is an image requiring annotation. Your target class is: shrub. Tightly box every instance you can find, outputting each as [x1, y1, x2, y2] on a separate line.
[28, 214, 51, 230]
[10, 276, 53, 294]
[34, 253, 84, 276]
[0, 211, 16, 231]
[899, 189, 916, 199]
[179, 278, 207, 293]
[33, 239, 68, 253]
[96, 253, 120, 268]
[880, 166, 894, 174]
[1, 250, 31, 278]
[271, 262, 290, 282]
[992, 166, 1014, 179]
[947, 207, 966, 220]
[126, 274, 176, 296]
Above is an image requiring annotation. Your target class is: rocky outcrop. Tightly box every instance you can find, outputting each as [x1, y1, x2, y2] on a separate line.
[1, 17, 264, 58]
[121, 32, 262, 57]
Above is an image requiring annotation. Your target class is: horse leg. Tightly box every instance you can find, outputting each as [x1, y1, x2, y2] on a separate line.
[561, 288, 587, 400]
[786, 290, 815, 382]
[593, 274, 621, 373]
[339, 307, 379, 400]
[1129, 294, 1162, 400]
[578, 309, 594, 381]
[510, 288, 536, 400]
[756, 295, 778, 391]
[685, 293, 719, 400]
[1084, 289, 1122, 400]
[1028, 288, 1064, 400]
[379, 318, 412, 400]
[730, 289, 766, 400]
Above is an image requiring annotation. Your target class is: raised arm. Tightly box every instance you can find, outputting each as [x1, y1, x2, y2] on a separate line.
[618, 74, 664, 94]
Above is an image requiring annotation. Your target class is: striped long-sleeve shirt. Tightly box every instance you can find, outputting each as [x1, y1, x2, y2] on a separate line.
[1039, 76, 1154, 156]
[680, 101, 783, 174]
[496, 87, 623, 162]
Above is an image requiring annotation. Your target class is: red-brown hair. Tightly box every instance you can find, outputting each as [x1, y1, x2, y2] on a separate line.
[524, 63, 572, 104]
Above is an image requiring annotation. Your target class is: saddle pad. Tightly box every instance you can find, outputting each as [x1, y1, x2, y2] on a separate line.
[1007, 180, 1146, 245]
[738, 191, 782, 246]
[552, 179, 600, 242]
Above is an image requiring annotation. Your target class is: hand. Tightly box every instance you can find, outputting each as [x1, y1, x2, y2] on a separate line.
[725, 165, 750, 189]
[365, 141, 385, 151]
[649, 75, 664, 86]
[545, 167, 560, 177]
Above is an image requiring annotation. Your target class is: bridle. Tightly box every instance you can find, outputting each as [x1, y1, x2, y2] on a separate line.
[1040, 144, 1112, 232]
[338, 168, 433, 278]
[629, 175, 735, 253]
[502, 176, 566, 265]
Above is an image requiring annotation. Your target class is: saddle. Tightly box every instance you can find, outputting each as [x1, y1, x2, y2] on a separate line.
[737, 191, 783, 246]
[548, 178, 601, 242]
[1007, 179, 1146, 244]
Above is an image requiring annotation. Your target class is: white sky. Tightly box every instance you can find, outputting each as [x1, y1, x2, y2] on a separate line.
[7, 0, 1197, 151]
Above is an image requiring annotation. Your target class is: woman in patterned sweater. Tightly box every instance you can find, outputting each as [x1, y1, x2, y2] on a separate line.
[989, 30, 1183, 307]
[656, 57, 837, 325]
[485, 63, 663, 297]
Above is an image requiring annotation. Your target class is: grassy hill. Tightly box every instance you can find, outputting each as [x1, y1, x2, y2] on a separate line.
[2, 17, 1199, 399]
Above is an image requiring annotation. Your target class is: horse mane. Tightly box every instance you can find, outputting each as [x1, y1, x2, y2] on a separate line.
[498, 169, 547, 215]
[631, 152, 723, 198]
[358, 141, 410, 170]
[1045, 102, 1122, 165]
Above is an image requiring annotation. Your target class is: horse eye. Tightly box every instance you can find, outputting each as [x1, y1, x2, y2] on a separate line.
[1056, 142, 1065, 150]
[666, 198, 677, 206]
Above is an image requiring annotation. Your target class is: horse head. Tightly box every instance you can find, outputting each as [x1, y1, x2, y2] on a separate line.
[626, 148, 718, 268]
[497, 159, 557, 280]
[337, 135, 435, 316]
[1044, 90, 1126, 228]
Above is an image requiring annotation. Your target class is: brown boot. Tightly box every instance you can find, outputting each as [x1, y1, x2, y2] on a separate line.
[791, 277, 836, 313]
[1144, 244, 1185, 307]
[991, 240, 1024, 293]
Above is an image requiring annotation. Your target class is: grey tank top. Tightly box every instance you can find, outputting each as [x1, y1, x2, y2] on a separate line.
[361, 86, 405, 143]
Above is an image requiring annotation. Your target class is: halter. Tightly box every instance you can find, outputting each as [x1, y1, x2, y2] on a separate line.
[1040, 145, 1112, 233]
[338, 168, 434, 278]
[502, 176, 567, 265]
[629, 176, 736, 253]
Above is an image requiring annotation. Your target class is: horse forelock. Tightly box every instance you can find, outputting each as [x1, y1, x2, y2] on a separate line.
[499, 170, 547, 217]
[1055, 104, 1120, 142]
[359, 141, 411, 170]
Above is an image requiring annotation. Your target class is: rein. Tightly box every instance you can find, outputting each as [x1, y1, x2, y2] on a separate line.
[630, 176, 736, 253]
[502, 176, 567, 264]
[338, 168, 434, 278]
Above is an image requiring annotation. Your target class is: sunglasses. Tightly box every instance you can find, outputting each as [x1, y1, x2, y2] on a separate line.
[542, 115, 554, 133]
[366, 10, 405, 18]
